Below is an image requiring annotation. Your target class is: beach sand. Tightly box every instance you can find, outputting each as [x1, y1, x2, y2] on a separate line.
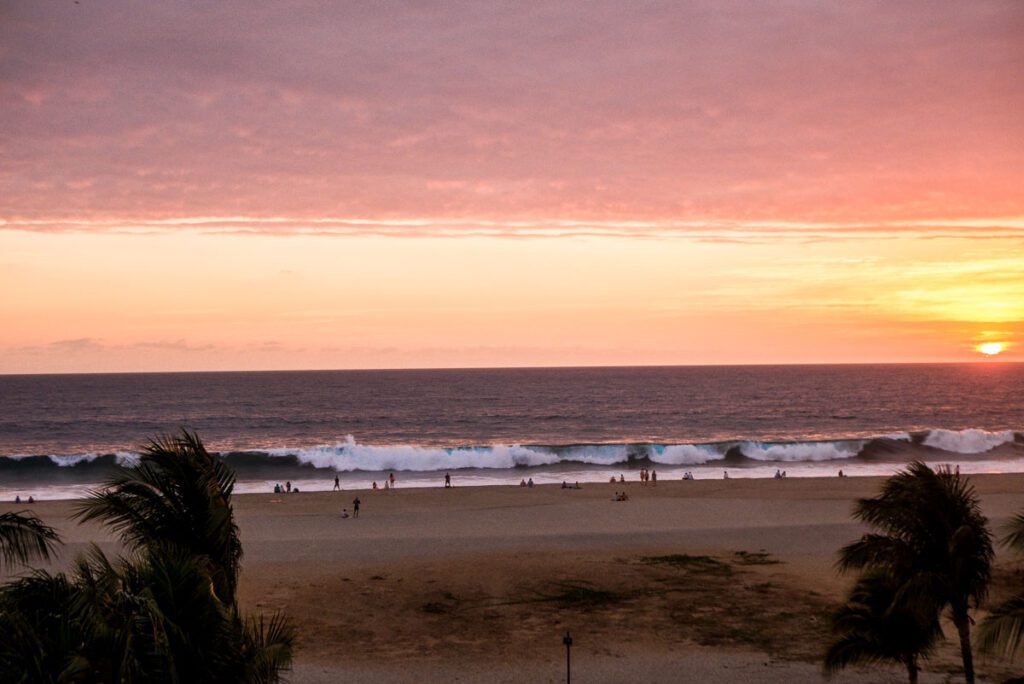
[7, 473, 1024, 682]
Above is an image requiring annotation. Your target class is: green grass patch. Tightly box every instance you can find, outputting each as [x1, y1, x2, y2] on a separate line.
[421, 602, 451, 614]
[732, 550, 781, 566]
[640, 554, 733, 575]
[532, 580, 622, 608]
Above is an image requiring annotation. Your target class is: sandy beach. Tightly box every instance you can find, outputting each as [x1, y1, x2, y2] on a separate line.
[6, 473, 1024, 682]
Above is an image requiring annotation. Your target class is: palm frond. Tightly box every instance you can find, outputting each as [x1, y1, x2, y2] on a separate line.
[1003, 512, 1024, 553]
[978, 593, 1024, 658]
[0, 512, 61, 569]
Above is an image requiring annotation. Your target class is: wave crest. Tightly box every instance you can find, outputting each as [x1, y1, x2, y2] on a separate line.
[922, 428, 1017, 454]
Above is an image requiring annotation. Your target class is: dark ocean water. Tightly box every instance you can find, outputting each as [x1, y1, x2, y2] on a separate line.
[1, 364, 1022, 498]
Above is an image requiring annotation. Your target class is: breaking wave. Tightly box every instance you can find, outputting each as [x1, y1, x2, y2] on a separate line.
[1, 429, 1019, 483]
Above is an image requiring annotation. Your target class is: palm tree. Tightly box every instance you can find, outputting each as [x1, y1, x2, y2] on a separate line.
[838, 461, 994, 684]
[979, 511, 1024, 658]
[824, 568, 941, 683]
[1, 429, 294, 683]
[0, 511, 61, 570]
[0, 544, 296, 683]
[73, 430, 243, 602]
[0, 570, 84, 684]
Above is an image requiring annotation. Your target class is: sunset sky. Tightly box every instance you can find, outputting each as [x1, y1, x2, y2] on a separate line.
[2, 1, 1022, 373]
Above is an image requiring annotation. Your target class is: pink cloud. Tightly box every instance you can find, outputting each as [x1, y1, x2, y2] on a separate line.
[1, 1, 1021, 229]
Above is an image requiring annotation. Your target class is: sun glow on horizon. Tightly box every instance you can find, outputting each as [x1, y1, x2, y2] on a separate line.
[978, 342, 1006, 357]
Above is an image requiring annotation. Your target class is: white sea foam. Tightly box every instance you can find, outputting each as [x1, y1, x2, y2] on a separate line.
[653, 444, 726, 465]
[269, 435, 566, 472]
[114, 451, 140, 467]
[49, 453, 102, 467]
[44, 451, 139, 467]
[922, 429, 1017, 454]
[738, 440, 863, 462]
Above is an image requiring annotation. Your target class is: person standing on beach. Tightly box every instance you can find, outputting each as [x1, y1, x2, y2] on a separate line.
[651, 470, 657, 486]
[352, 497, 360, 518]
[389, 473, 396, 489]
[444, 472, 451, 488]
[333, 476, 340, 491]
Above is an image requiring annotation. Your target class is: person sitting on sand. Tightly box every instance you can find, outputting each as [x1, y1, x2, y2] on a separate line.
[723, 471, 729, 479]
[561, 481, 569, 489]
[27, 496, 34, 504]
[608, 476, 616, 483]
[619, 474, 625, 483]
[527, 477, 534, 488]
[838, 469, 844, 477]
[293, 487, 300, 493]
[384, 480, 390, 491]
[340, 508, 350, 518]
[372, 481, 378, 490]
[520, 479, 527, 486]
[274, 483, 281, 493]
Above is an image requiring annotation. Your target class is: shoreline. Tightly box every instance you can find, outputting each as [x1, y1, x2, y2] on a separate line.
[7, 467, 1024, 505]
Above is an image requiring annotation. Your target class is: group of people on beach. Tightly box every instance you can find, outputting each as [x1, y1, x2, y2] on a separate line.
[12, 495, 35, 504]
[639, 468, 657, 485]
[273, 481, 299, 494]
[371, 473, 397, 491]
[774, 469, 788, 479]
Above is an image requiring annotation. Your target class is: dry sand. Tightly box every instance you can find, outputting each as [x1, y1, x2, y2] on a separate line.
[6, 473, 1024, 682]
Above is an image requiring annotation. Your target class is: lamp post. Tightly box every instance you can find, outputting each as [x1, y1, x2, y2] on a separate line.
[563, 631, 573, 683]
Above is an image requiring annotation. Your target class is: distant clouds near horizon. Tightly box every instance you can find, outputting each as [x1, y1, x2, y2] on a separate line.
[1, 1, 1022, 372]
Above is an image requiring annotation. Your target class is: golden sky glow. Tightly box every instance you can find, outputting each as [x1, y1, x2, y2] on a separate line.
[1, 1, 1022, 372]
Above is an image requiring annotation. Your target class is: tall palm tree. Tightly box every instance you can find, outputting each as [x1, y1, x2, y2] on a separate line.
[978, 511, 1024, 658]
[824, 568, 941, 683]
[73, 430, 242, 602]
[0, 511, 60, 570]
[838, 461, 994, 684]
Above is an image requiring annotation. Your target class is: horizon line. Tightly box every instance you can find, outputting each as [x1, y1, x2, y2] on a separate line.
[2, 359, 1019, 378]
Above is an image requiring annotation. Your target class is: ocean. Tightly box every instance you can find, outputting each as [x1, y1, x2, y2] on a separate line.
[1, 364, 1022, 500]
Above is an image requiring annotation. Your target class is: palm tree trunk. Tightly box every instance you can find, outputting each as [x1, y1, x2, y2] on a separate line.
[905, 656, 918, 684]
[956, 616, 975, 684]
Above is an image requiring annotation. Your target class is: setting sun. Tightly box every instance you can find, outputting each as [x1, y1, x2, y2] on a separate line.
[978, 342, 1005, 356]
